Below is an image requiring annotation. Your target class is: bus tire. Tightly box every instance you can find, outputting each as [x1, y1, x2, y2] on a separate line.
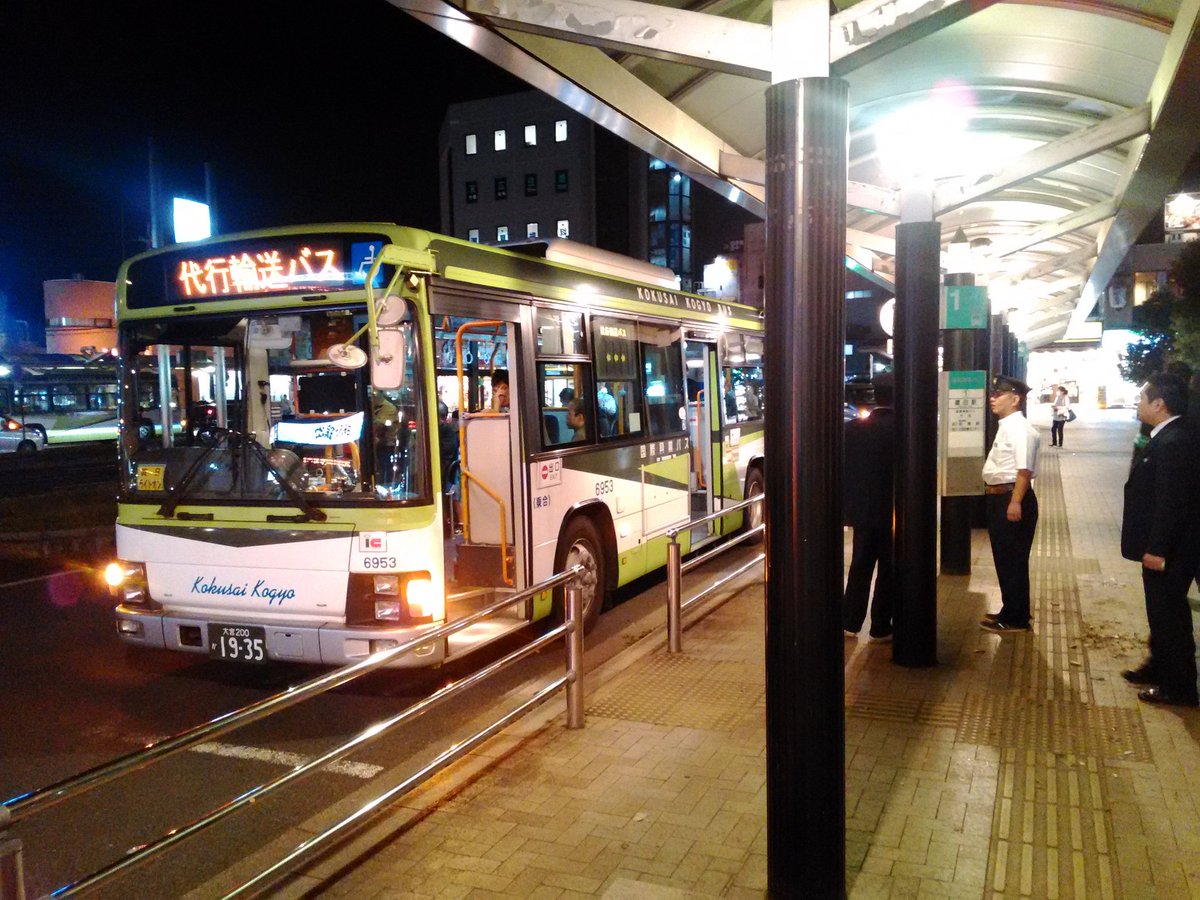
[743, 466, 765, 545]
[554, 516, 606, 634]
[16, 439, 37, 456]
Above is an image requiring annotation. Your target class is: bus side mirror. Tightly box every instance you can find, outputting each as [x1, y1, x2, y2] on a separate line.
[371, 328, 406, 390]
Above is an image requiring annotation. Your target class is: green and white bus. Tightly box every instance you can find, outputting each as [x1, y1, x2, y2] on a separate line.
[0, 352, 121, 444]
[107, 224, 764, 666]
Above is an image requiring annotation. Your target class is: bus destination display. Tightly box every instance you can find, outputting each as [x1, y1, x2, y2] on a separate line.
[124, 233, 388, 308]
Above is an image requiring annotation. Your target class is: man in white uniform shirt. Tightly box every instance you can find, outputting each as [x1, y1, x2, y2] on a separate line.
[980, 375, 1041, 632]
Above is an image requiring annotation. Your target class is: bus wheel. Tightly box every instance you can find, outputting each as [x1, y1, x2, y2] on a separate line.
[16, 439, 37, 456]
[744, 467, 765, 545]
[556, 517, 605, 634]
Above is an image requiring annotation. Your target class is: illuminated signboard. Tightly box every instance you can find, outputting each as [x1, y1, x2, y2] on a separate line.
[125, 233, 389, 309]
[1165, 192, 1200, 233]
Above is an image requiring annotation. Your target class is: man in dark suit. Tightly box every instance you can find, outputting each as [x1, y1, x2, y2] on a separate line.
[842, 405, 895, 642]
[1120, 372, 1200, 706]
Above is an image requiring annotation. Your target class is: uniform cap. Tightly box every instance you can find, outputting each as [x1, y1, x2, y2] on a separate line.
[991, 375, 1031, 395]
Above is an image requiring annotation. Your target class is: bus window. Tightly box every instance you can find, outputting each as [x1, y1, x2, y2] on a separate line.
[638, 322, 685, 436]
[535, 308, 585, 355]
[538, 361, 592, 447]
[591, 316, 643, 440]
[721, 333, 764, 423]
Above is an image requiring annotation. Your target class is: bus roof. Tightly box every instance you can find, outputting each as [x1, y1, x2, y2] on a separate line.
[115, 223, 764, 331]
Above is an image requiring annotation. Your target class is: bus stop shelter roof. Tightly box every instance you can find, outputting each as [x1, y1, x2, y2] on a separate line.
[390, 0, 1200, 348]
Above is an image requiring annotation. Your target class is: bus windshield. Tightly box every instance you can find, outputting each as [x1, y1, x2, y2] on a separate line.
[118, 305, 431, 507]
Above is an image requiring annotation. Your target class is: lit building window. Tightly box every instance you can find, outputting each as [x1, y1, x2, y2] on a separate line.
[527, 222, 539, 238]
[465, 134, 477, 155]
[466, 181, 478, 204]
[497, 225, 509, 242]
[495, 177, 507, 201]
[494, 129, 507, 151]
[555, 169, 568, 193]
[468, 228, 480, 243]
[524, 124, 537, 146]
[524, 173, 537, 197]
[555, 120, 567, 142]
[556, 219, 570, 238]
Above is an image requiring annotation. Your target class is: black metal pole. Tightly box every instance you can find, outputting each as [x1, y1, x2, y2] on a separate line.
[764, 76, 848, 898]
[939, 272, 975, 575]
[892, 220, 940, 667]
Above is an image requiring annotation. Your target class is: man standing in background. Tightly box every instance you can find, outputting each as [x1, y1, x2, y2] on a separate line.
[980, 376, 1041, 633]
[1120, 372, 1200, 706]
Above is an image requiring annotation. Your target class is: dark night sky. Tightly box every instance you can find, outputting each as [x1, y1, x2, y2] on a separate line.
[0, 0, 526, 341]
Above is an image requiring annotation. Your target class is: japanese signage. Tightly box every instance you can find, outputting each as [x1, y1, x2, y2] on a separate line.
[1165, 192, 1200, 234]
[125, 233, 389, 309]
[940, 285, 989, 330]
[939, 370, 986, 497]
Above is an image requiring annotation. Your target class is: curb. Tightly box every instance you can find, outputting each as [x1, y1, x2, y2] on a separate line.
[188, 563, 763, 898]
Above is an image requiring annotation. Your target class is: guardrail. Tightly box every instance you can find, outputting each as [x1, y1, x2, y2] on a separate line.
[1, 568, 585, 899]
[666, 494, 766, 653]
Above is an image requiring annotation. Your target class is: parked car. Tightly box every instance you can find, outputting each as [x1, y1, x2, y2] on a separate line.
[0, 415, 46, 454]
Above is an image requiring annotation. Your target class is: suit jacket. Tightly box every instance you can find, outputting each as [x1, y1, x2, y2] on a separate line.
[1121, 418, 1200, 563]
[843, 408, 895, 529]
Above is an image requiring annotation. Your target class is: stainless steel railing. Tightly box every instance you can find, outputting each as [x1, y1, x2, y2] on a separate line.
[1, 567, 585, 898]
[665, 494, 766, 653]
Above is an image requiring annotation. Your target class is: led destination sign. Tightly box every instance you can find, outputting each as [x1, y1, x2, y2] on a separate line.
[124, 233, 389, 309]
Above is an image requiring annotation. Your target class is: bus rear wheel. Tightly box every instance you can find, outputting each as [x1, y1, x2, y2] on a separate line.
[555, 516, 606, 634]
[16, 439, 37, 456]
[744, 467, 765, 545]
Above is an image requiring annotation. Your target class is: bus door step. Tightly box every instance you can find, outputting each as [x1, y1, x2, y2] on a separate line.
[446, 616, 529, 662]
[453, 543, 514, 588]
[446, 586, 521, 618]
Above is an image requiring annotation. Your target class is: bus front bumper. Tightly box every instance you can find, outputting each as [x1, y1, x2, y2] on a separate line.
[114, 605, 446, 668]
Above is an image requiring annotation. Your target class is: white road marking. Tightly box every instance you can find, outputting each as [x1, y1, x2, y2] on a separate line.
[191, 741, 382, 779]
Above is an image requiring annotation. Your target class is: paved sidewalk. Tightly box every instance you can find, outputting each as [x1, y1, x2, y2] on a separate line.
[277, 409, 1200, 898]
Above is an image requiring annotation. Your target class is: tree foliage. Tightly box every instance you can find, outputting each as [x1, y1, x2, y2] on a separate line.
[1122, 241, 1200, 382]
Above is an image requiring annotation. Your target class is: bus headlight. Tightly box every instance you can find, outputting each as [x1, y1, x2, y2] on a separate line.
[106, 560, 149, 605]
[373, 575, 399, 595]
[405, 577, 437, 619]
[374, 598, 402, 620]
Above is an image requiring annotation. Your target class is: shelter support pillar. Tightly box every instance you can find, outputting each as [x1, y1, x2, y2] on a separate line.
[763, 76, 848, 898]
[892, 207, 940, 667]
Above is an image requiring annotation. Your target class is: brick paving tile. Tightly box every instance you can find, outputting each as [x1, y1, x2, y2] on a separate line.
[284, 411, 1200, 898]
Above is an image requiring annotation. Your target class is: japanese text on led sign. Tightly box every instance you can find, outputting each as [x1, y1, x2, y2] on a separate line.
[178, 246, 344, 298]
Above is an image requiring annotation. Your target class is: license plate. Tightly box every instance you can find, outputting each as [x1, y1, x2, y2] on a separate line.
[207, 624, 267, 663]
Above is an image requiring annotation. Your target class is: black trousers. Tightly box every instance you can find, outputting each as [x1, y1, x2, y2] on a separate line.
[986, 490, 1038, 626]
[1050, 420, 1064, 446]
[843, 526, 893, 636]
[1143, 556, 1199, 699]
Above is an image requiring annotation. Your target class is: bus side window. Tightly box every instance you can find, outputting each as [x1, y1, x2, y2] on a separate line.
[591, 316, 643, 440]
[537, 361, 591, 447]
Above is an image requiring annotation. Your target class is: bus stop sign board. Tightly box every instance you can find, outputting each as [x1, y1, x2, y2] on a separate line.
[940, 285, 989, 329]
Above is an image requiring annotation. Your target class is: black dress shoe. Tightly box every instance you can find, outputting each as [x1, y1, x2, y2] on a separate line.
[1137, 687, 1199, 707]
[1122, 666, 1158, 685]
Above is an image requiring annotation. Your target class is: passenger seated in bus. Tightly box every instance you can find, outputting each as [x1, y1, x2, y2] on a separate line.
[596, 384, 617, 436]
[559, 386, 575, 406]
[490, 369, 510, 412]
[567, 398, 588, 442]
[543, 413, 561, 445]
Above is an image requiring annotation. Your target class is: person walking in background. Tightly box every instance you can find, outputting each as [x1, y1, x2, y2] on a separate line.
[980, 376, 1041, 633]
[843, 404, 895, 642]
[1119, 372, 1200, 706]
[1050, 385, 1071, 447]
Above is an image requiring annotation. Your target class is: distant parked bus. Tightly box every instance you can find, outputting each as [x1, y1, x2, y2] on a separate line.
[0, 352, 121, 444]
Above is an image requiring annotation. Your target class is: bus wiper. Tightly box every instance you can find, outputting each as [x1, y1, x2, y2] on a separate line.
[157, 438, 226, 519]
[236, 434, 328, 524]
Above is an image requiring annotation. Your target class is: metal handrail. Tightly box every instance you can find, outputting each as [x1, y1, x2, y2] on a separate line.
[52, 588, 586, 898]
[4, 566, 582, 823]
[666, 493, 765, 653]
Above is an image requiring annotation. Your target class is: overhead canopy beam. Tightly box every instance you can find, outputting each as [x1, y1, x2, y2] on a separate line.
[982, 197, 1118, 265]
[463, 0, 979, 79]
[389, 0, 766, 216]
[933, 104, 1151, 216]
[1069, 0, 1200, 335]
